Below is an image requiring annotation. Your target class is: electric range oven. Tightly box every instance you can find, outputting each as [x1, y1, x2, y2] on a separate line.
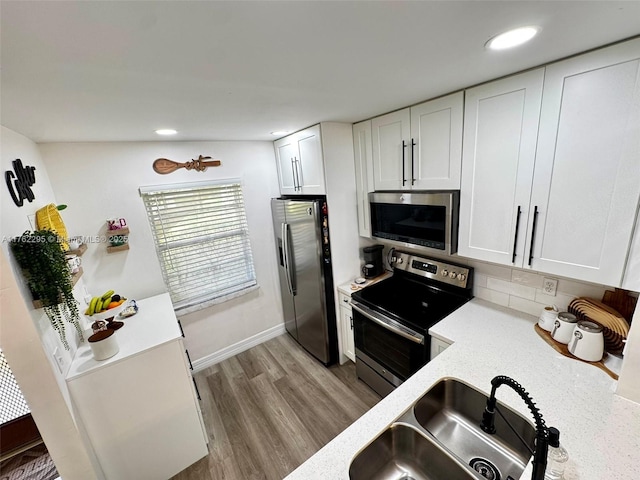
[351, 251, 473, 397]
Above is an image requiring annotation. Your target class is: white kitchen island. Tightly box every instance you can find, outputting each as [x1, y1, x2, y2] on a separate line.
[285, 298, 640, 480]
[66, 293, 208, 480]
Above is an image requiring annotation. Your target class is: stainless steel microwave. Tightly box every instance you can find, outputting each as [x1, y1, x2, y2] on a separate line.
[369, 191, 459, 255]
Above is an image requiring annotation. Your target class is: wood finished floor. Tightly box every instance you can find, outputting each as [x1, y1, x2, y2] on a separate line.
[171, 334, 381, 480]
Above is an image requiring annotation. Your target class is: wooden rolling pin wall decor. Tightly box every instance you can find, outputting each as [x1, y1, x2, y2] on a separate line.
[153, 155, 222, 174]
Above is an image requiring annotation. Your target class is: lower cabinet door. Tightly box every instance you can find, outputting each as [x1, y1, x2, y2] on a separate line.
[340, 305, 356, 363]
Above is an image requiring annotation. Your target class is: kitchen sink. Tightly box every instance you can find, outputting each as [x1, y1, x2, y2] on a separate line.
[349, 423, 478, 480]
[412, 378, 536, 480]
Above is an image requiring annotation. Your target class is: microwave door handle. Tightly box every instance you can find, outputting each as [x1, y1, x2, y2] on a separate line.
[351, 301, 424, 345]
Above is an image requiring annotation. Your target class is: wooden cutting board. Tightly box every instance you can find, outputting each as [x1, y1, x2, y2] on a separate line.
[602, 288, 637, 324]
[534, 325, 618, 380]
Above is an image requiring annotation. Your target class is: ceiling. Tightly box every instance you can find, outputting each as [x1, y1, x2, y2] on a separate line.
[2, 1, 640, 143]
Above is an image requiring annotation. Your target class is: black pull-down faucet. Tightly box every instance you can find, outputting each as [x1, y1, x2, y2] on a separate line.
[480, 375, 549, 480]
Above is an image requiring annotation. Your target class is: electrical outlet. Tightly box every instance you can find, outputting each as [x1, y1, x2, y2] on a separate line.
[543, 277, 558, 296]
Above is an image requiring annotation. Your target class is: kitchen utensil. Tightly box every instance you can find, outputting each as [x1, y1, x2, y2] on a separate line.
[153, 156, 221, 174]
[538, 305, 558, 331]
[568, 320, 604, 362]
[88, 328, 119, 360]
[551, 312, 578, 344]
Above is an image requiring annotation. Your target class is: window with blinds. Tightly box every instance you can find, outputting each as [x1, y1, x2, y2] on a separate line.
[140, 179, 257, 314]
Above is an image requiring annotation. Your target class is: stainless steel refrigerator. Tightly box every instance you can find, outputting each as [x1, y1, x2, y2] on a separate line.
[271, 198, 337, 365]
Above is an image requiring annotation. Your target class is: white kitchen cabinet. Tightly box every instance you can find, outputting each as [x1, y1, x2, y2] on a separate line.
[459, 38, 640, 287]
[458, 69, 544, 266]
[526, 39, 640, 286]
[430, 336, 451, 360]
[66, 293, 208, 480]
[274, 125, 325, 195]
[338, 290, 355, 363]
[371, 92, 463, 191]
[353, 120, 374, 237]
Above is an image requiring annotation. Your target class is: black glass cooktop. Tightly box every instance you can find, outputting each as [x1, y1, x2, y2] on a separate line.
[351, 274, 471, 334]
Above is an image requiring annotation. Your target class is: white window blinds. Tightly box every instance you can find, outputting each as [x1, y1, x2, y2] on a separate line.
[140, 179, 257, 314]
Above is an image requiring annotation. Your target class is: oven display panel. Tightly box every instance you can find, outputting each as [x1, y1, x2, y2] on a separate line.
[411, 260, 437, 274]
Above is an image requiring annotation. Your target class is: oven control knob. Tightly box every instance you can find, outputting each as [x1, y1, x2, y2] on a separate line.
[396, 257, 404, 264]
[458, 273, 466, 282]
[449, 271, 457, 279]
[441, 269, 448, 277]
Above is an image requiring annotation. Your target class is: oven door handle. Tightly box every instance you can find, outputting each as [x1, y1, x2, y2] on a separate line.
[351, 301, 425, 345]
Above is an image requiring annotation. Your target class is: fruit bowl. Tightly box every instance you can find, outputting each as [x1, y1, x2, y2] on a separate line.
[87, 302, 127, 322]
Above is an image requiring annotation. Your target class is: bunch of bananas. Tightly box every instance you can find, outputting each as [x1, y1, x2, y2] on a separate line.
[85, 290, 126, 316]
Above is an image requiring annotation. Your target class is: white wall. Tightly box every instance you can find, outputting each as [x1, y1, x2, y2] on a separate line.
[0, 126, 97, 479]
[39, 141, 284, 362]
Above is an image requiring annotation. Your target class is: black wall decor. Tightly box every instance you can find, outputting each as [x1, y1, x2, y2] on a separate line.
[5, 159, 36, 207]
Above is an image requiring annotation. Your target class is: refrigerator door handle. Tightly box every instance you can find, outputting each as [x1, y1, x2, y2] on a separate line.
[282, 222, 296, 295]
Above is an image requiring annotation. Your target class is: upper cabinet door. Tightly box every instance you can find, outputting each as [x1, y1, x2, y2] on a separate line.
[458, 69, 544, 266]
[353, 120, 374, 237]
[371, 109, 411, 190]
[295, 125, 326, 195]
[527, 39, 640, 285]
[410, 92, 463, 190]
[274, 136, 299, 195]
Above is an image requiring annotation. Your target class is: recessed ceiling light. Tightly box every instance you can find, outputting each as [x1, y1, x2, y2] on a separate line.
[486, 26, 539, 50]
[271, 131, 290, 136]
[155, 129, 177, 135]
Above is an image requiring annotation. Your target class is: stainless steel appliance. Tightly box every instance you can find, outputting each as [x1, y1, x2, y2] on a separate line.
[351, 251, 473, 397]
[369, 191, 459, 255]
[271, 198, 337, 365]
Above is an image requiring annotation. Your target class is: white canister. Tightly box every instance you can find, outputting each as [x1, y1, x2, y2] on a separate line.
[88, 329, 119, 361]
[538, 305, 558, 331]
[551, 312, 578, 344]
[568, 320, 604, 362]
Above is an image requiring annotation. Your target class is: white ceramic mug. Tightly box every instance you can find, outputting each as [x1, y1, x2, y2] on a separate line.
[568, 321, 604, 362]
[88, 329, 119, 361]
[551, 312, 578, 344]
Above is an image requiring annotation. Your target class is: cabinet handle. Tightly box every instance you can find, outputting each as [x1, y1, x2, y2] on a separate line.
[177, 319, 185, 337]
[343, 297, 349, 303]
[402, 140, 407, 186]
[192, 377, 201, 401]
[290, 157, 297, 190]
[295, 158, 303, 189]
[350, 316, 353, 330]
[411, 139, 416, 185]
[185, 349, 194, 370]
[528, 206, 539, 266]
[512, 206, 522, 264]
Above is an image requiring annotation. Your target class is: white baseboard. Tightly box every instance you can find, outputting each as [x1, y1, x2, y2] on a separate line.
[191, 323, 287, 372]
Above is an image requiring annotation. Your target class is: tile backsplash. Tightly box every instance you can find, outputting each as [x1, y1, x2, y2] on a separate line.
[467, 259, 622, 317]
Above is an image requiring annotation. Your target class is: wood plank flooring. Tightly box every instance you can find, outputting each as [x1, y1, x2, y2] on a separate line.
[172, 334, 380, 480]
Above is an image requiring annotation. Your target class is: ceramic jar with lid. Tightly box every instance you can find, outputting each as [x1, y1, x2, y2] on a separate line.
[568, 320, 604, 362]
[551, 312, 578, 344]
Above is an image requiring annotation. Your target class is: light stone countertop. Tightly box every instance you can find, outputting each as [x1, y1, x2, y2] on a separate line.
[285, 298, 640, 480]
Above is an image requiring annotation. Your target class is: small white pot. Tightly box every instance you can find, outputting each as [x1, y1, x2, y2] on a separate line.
[88, 329, 119, 361]
[551, 312, 578, 344]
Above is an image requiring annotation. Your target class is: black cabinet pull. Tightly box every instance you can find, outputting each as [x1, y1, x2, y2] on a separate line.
[350, 316, 353, 330]
[411, 139, 416, 185]
[528, 206, 539, 266]
[185, 349, 194, 370]
[192, 377, 201, 400]
[512, 206, 522, 263]
[177, 319, 185, 337]
[402, 140, 407, 186]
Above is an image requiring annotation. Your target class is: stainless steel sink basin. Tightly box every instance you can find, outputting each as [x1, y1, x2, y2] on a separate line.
[413, 378, 536, 480]
[349, 423, 478, 480]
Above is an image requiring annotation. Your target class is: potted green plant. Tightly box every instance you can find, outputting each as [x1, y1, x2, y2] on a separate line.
[10, 230, 83, 349]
